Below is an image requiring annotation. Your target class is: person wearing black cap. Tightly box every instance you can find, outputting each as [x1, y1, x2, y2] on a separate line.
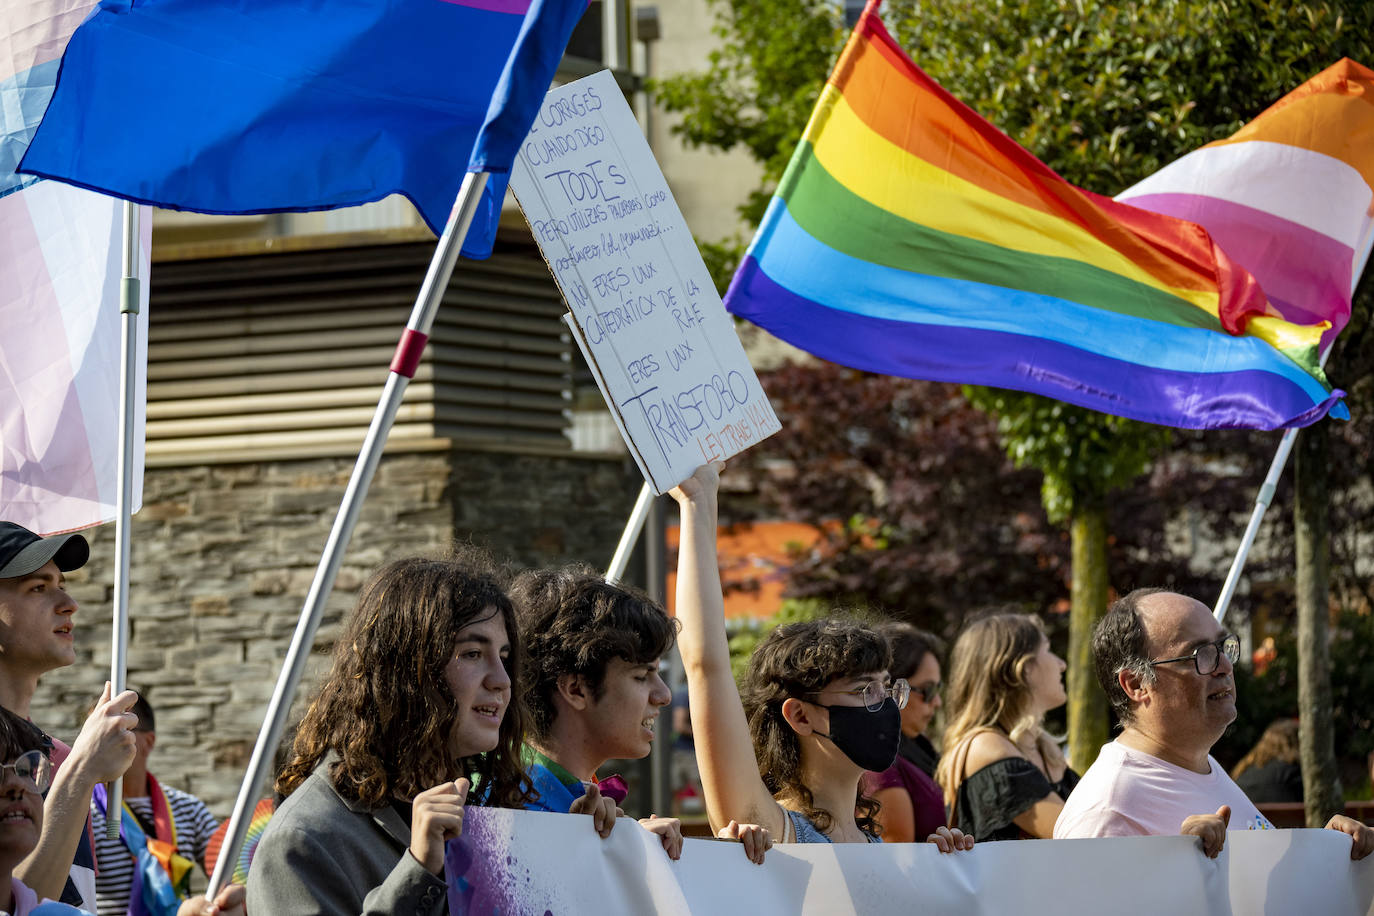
[0, 522, 139, 910]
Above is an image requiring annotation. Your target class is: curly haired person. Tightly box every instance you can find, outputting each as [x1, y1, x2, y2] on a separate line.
[248, 555, 532, 916]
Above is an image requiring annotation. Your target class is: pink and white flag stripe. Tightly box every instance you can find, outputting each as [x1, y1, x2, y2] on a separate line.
[2, 0, 150, 536]
[1117, 59, 1374, 351]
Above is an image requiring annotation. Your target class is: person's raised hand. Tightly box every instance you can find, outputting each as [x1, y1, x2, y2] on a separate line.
[718, 819, 772, 865]
[668, 462, 723, 510]
[639, 814, 684, 860]
[926, 825, 974, 853]
[569, 782, 620, 839]
[409, 779, 470, 875]
[1324, 813, 1374, 861]
[67, 682, 138, 786]
[1181, 805, 1230, 859]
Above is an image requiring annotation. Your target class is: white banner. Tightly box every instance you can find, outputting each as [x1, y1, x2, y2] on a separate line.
[510, 70, 781, 494]
[446, 808, 1374, 915]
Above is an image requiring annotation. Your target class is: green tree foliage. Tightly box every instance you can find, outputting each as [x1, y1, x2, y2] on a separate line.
[887, 1, 1372, 188]
[961, 390, 1168, 525]
[658, 2, 1374, 223]
[653, 0, 847, 229]
[653, 0, 850, 288]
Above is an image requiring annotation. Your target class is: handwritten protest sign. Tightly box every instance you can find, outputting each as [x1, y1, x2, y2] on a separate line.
[510, 70, 781, 493]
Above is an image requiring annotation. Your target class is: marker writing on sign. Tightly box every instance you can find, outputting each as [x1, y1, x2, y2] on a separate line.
[544, 160, 627, 206]
[621, 371, 753, 462]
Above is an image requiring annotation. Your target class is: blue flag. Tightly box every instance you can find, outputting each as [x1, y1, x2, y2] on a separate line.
[21, 0, 586, 259]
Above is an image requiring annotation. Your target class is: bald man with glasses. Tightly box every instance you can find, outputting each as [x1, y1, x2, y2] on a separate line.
[1055, 588, 1373, 861]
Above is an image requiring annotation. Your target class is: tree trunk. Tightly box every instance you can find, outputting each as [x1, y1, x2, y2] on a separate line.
[1067, 500, 1110, 772]
[1294, 422, 1343, 827]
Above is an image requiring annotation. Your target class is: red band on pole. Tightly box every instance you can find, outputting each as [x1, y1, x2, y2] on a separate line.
[390, 328, 430, 378]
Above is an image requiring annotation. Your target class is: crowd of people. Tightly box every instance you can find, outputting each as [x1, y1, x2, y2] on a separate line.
[0, 463, 1371, 915]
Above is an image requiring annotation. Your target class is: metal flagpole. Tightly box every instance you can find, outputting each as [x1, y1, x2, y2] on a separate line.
[1212, 427, 1303, 623]
[605, 482, 654, 585]
[205, 171, 490, 899]
[1214, 235, 1373, 624]
[106, 201, 141, 837]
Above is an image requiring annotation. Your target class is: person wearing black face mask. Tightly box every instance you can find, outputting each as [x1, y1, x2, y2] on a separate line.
[671, 464, 975, 850]
[805, 683, 906, 774]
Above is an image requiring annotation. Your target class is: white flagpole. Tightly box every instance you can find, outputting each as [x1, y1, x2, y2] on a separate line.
[106, 200, 140, 836]
[605, 482, 655, 585]
[1214, 234, 1373, 624]
[205, 172, 490, 899]
[1212, 429, 1302, 624]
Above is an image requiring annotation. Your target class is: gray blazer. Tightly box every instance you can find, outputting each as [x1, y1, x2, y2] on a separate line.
[246, 764, 447, 916]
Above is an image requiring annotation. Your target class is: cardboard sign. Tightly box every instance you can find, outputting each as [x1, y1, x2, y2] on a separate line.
[510, 70, 781, 493]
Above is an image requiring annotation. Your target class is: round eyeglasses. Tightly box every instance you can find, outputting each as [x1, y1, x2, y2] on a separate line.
[0, 749, 52, 794]
[1148, 634, 1240, 676]
[810, 678, 909, 711]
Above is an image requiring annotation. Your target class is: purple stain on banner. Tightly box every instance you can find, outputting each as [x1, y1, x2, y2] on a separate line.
[447, 809, 555, 915]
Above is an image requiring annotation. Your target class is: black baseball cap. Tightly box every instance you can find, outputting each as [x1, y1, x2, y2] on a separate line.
[0, 523, 89, 579]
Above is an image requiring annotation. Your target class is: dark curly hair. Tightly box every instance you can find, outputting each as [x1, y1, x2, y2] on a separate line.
[510, 565, 676, 740]
[277, 553, 532, 810]
[741, 617, 890, 836]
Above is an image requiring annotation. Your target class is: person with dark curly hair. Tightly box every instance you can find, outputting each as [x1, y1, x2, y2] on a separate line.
[247, 554, 532, 916]
[671, 464, 972, 851]
[511, 567, 772, 864]
[510, 568, 685, 855]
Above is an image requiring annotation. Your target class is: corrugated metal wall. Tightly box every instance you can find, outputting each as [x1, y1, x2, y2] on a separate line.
[145, 235, 571, 465]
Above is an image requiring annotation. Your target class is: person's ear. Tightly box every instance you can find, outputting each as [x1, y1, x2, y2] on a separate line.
[1118, 667, 1150, 705]
[144, 730, 156, 754]
[781, 697, 820, 736]
[555, 673, 591, 711]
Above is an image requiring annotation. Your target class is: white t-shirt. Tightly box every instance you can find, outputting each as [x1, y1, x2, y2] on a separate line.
[1054, 740, 1274, 838]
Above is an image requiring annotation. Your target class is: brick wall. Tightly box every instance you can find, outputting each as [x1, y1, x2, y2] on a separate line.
[31, 449, 641, 816]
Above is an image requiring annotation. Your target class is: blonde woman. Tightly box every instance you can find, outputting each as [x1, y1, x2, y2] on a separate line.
[936, 614, 1077, 841]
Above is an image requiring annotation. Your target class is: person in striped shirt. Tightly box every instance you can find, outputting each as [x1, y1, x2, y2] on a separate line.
[89, 696, 220, 916]
[0, 522, 137, 911]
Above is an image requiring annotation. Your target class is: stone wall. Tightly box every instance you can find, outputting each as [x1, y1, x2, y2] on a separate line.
[32, 448, 642, 817]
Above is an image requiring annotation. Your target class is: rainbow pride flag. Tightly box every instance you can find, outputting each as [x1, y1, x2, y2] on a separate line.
[1117, 59, 1374, 353]
[724, 3, 1347, 430]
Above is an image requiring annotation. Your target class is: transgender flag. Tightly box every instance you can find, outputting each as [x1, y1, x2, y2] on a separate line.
[1117, 59, 1374, 352]
[1, 0, 150, 536]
